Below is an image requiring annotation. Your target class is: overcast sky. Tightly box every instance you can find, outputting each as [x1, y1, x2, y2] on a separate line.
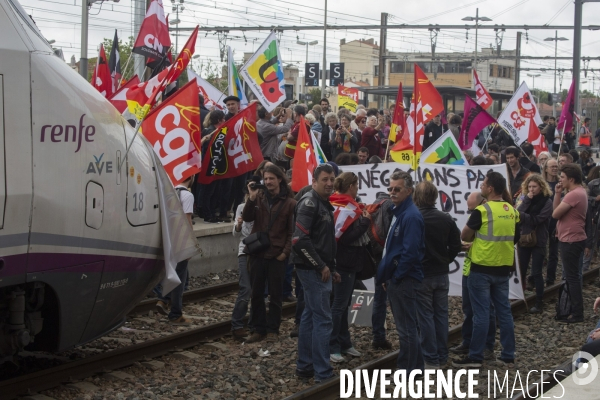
[19, 0, 600, 93]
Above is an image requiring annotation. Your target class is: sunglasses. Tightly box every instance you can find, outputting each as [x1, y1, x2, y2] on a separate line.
[387, 186, 403, 193]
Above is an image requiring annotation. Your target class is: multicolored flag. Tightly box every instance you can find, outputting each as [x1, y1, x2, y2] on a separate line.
[310, 130, 328, 164]
[389, 83, 406, 143]
[557, 80, 575, 133]
[337, 85, 359, 113]
[390, 64, 443, 167]
[187, 68, 226, 110]
[459, 96, 496, 150]
[108, 75, 141, 114]
[420, 130, 466, 165]
[108, 30, 121, 94]
[228, 46, 249, 108]
[239, 32, 285, 112]
[497, 81, 543, 146]
[473, 70, 492, 110]
[198, 103, 263, 184]
[132, 0, 171, 59]
[142, 79, 202, 185]
[91, 44, 113, 98]
[329, 193, 362, 241]
[291, 116, 318, 192]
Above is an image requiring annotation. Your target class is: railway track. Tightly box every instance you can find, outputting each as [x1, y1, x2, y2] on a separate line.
[0, 298, 296, 399]
[2, 269, 597, 399]
[129, 280, 240, 315]
[284, 267, 600, 400]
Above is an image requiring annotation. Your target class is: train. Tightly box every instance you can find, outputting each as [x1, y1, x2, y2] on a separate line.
[0, 0, 172, 361]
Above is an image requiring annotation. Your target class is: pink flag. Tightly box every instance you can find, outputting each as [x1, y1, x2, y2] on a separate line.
[557, 80, 575, 133]
[458, 96, 497, 150]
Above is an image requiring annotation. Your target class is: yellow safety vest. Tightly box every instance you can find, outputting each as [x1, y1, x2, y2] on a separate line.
[471, 201, 519, 268]
[463, 247, 472, 276]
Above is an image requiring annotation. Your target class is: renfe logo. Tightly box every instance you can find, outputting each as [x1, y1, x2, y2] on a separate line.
[40, 114, 95, 152]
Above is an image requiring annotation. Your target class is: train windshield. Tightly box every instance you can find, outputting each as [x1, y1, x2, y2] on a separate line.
[7, 0, 53, 52]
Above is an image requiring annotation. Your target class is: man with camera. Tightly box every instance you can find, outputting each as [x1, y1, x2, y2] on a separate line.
[242, 165, 296, 343]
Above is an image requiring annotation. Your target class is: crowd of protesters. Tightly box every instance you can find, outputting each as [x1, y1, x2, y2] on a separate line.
[158, 93, 600, 381]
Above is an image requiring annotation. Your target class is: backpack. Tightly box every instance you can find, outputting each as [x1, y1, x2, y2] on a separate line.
[554, 281, 572, 321]
[365, 196, 394, 257]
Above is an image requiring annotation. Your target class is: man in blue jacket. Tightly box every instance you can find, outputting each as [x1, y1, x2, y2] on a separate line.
[376, 170, 425, 374]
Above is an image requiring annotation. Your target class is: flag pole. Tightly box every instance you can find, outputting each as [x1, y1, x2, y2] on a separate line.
[384, 135, 392, 162]
[118, 53, 133, 90]
[557, 119, 568, 158]
[118, 71, 172, 170]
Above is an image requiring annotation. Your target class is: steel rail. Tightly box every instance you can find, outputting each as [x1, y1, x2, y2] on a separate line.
[284, 267, 600, 400]
[0, 297, 295, 399]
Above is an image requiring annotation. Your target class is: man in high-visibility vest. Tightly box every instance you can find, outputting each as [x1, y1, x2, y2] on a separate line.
[453, 171, 520, 368]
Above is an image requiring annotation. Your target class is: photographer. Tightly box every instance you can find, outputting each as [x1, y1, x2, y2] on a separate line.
[330, 114, 357, 160]
[242, 165, 296, 343]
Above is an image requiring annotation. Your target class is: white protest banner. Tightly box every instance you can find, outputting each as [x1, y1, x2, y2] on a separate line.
[341, 163, 411, 204]
[342, 162, 525, 300]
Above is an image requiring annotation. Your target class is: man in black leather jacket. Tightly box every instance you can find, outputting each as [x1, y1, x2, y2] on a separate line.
[292, 163, 340, 383]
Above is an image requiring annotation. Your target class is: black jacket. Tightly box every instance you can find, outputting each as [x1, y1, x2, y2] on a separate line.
[418, 207, 462, 277]
[336, 216, 371, 273]
[520, 156, 540, 174]
[509, 167, 530, 203]
[422, 121, 443, 151]
[291, 190, 337, 272]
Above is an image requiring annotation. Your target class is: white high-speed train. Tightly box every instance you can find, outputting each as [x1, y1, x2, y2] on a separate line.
[0, 0, 168, 359]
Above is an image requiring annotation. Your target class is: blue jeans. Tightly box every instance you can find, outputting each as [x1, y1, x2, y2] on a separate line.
[283, 260, 293, 298]
[294, 274, 305, 325]
[158, 259, 189, 320]
[461, 275, 496, 350]
[415, 274, 449, 365]
[296, 269, 333, 380]
[330, 270, 356, 354]
[372, 276, 388, 343]
[387, 277, 424, 373]
[468, 271, 515, 361]
[231, 255, 251, 330]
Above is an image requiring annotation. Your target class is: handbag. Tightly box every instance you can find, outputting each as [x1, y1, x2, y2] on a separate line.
[518, 230, 537, 248]
[243, 200, 285, 255]
[355, 242, 378, 281]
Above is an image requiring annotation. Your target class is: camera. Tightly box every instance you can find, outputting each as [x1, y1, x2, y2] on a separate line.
[247, 175, 267, 191]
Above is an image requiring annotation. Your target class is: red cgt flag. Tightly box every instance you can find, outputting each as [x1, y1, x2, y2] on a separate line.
[92, 44, 113, 98]
[473, 70, 493, 110]
[164, 25, 199, 87]
[198, 102, 263, 184]
[142, 79, 202, 185]
[291, 116, 319, 192]
[413, 64, 443, 154]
